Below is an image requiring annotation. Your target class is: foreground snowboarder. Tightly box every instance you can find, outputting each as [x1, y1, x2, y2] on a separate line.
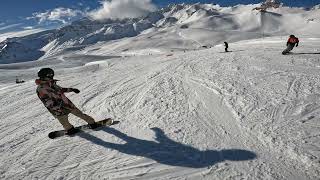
[35, 68, 100, 135]
[282, 35, 299, 55]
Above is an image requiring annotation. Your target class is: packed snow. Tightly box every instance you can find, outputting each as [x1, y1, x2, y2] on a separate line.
[0, 3, 320, 180]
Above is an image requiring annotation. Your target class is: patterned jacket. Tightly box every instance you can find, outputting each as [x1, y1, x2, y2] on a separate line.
[36, 79, 76, 116]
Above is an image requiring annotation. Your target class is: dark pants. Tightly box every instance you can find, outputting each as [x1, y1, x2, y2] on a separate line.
[54, 108, 95, 130]
[282, 44, 295, 54]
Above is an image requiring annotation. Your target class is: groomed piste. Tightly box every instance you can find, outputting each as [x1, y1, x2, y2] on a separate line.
[0, 2, 319, 180]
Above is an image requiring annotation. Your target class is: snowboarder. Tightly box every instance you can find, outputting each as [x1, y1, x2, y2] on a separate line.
[282, 35, 299, 55]
[224, 42, 229, 52]
[35, 68, 99, 135]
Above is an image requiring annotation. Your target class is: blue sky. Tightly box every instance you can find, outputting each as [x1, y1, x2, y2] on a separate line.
[0, 0, 319, 33]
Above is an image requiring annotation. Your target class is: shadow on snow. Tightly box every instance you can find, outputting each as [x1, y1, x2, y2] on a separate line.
[293, 52, 320, 55]
[78, 127, 256, 168]
[219, 50, 245, 53]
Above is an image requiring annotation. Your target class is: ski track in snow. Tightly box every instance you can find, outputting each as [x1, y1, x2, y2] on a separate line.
[1, 38, 320, 179]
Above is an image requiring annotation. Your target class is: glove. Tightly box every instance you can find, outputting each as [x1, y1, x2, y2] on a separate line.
[72, 88, 80, 94]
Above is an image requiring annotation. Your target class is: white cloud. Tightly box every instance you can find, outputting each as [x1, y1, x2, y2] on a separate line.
[29, 8, 84, 24]
[88, 0, 157, 20]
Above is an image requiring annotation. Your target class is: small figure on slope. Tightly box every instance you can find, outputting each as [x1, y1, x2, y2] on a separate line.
[35, 68, 99, 135]
[282, 35, 299, 55]
[224, 42, 229, 52]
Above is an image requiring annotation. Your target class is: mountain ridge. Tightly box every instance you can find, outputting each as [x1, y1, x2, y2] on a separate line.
[0, 3, 319, 64]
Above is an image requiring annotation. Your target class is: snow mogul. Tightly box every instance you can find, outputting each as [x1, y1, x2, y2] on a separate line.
[35, 68, 99, 135]
[282, 35, 299, 55]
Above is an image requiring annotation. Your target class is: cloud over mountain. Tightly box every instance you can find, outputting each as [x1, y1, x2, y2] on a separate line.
[88, 0, 157, 20]
[28, 7, 84, 24]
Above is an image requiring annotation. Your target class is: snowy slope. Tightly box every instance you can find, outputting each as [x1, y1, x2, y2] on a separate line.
[0, 29, 45, 43]
[0, 36, 320, 179]
[0, 2, 320, 180]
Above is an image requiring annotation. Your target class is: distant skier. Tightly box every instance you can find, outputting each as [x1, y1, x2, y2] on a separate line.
[282, 35, 299, 55]
[224, 42, 229, 52]
[35, 68, 98, 135]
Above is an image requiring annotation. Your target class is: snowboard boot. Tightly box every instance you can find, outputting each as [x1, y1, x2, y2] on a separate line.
[88, 122, 100, 129]
[66, 127, 79, 135]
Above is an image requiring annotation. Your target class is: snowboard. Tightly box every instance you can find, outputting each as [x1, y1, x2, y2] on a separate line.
[48, 118, 119, 139]
[282, 44, 295, 55]
[282, 51, 290, 55]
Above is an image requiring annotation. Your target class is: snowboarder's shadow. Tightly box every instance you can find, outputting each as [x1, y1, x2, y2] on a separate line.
[219, 50, 245, 53]
[292, 52, 320, 55]
[78, 127, 256, 168]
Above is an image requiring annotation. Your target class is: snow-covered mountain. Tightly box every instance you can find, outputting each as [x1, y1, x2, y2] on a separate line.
[0, 14, 163, 64]
[1, 3, 320, 64]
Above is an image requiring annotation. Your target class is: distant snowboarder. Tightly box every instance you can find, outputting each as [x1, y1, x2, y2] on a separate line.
[224, 42, 229, 52]
[282, 35, 299, 55]
[35, 68, 99, 135]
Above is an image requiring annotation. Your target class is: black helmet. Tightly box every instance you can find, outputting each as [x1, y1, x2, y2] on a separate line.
[290, 35, 295, 38]
[38, 68, 54, 79]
